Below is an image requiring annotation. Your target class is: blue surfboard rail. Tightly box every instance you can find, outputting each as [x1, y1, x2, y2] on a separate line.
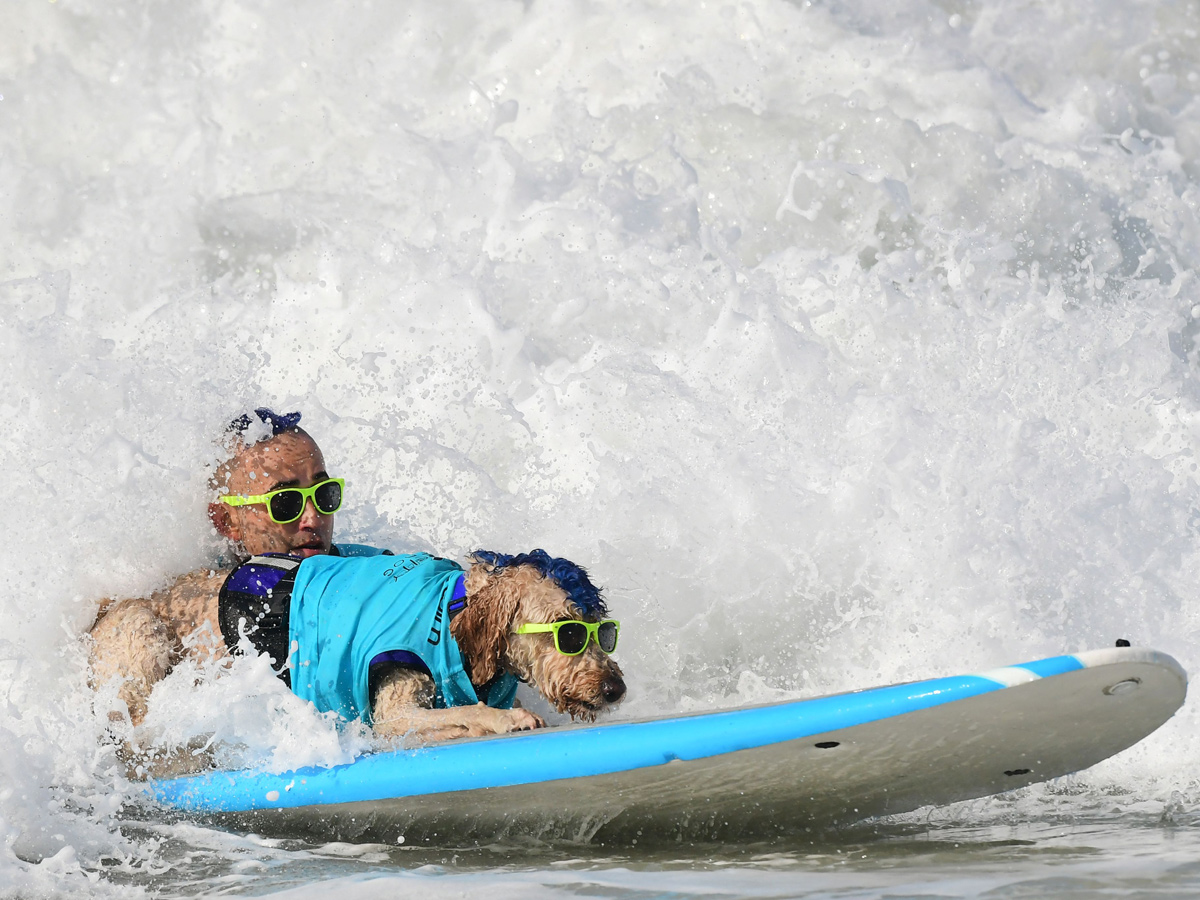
[148, 648, 1174, 814]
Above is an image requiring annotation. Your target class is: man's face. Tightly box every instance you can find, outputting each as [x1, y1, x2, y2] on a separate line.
[213, 430, 336, 558]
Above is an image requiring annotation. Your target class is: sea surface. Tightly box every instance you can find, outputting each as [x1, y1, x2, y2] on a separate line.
[2, 0, 1199, 896]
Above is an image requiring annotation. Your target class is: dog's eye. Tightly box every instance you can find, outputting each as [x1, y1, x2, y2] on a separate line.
[596, 621, 618, 653]
[555, 622, 589, 654]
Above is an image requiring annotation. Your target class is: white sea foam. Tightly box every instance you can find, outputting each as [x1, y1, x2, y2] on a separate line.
[2, 0, 1199, 895]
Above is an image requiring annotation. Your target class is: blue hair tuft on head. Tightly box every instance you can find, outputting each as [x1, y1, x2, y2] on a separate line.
[228, 407, 303, 438]
[472, 549, 608, 618]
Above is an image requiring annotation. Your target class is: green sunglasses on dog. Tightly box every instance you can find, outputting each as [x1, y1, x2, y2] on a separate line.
[220, 477, 345, 524]
[513, 619, 620, 656]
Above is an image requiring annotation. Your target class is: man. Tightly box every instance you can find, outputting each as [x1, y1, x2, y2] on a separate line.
[208, 407, 384, 561]
[90, 409, 556, 749]
[91, 408, 371, 727]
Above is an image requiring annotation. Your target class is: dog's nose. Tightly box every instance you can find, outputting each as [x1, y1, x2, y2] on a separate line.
[601, 676, 626, 704]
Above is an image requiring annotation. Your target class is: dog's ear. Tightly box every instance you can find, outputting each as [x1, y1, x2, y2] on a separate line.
[451, 562, 521, 685]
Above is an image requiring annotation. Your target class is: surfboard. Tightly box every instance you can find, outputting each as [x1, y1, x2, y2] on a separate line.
[147, 646, 1186, 843]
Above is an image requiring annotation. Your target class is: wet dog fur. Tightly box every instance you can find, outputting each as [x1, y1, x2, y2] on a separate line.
[89, 550, 625, 754]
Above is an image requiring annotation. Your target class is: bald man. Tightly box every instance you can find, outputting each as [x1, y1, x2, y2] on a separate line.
[90, 409, 387, 728]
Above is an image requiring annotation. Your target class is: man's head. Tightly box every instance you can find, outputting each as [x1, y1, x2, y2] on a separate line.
[209, 408, 336, 558]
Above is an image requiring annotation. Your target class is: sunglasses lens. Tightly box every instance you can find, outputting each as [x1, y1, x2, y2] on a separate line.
[555, 622, 589, 655]
[313, 479, 343, 514]
[597, 621, 618, 653]
[268, 490, 305, 523]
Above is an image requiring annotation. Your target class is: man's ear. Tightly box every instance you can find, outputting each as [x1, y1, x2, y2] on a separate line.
[209, 501, 240, 541]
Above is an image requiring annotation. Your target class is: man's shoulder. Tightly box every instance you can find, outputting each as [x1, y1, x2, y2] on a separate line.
[163, 566, 231, 596]
[140, 566, 229, 622]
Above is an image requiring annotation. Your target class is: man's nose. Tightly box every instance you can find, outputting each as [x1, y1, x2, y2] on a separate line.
[297, 496, 325, 527]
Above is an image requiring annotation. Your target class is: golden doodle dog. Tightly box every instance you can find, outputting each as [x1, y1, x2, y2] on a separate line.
[89, 548, 626, 755]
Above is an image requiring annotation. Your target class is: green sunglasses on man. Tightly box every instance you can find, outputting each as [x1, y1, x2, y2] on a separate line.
[221, 477, 345, 524]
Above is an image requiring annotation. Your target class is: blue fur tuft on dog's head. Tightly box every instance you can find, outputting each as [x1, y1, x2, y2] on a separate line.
[471, 549, 608, 618]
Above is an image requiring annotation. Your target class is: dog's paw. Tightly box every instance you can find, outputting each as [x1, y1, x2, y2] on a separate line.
[468, 702, 545, 736]
[120, 734, 217, 780]
[501, 706, 546, 732]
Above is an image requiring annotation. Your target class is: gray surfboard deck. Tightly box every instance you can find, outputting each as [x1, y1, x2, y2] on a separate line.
[149, 646, 1186, 844]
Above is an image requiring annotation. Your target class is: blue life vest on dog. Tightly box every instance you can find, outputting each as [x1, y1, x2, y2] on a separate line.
[288, 553, 518, 723]
[329, 543, 391, 558]
[218, 544, 393, 688]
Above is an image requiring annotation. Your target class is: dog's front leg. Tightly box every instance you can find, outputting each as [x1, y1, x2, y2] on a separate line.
[371, 668, 545, 742]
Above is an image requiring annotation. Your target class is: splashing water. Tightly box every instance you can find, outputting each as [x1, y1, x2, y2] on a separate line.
[3, 0, 1200, 895]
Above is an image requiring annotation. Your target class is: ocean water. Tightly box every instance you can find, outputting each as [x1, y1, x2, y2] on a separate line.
[2, 0, 1200, 895]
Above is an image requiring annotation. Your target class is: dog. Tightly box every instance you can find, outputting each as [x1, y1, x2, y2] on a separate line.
[89, 548, 625, 765]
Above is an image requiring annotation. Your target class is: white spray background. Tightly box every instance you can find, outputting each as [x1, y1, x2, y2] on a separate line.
[2, 0, 1200, 894]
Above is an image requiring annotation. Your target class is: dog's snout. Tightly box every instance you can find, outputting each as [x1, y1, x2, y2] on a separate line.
[602, 676, 626, 705]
